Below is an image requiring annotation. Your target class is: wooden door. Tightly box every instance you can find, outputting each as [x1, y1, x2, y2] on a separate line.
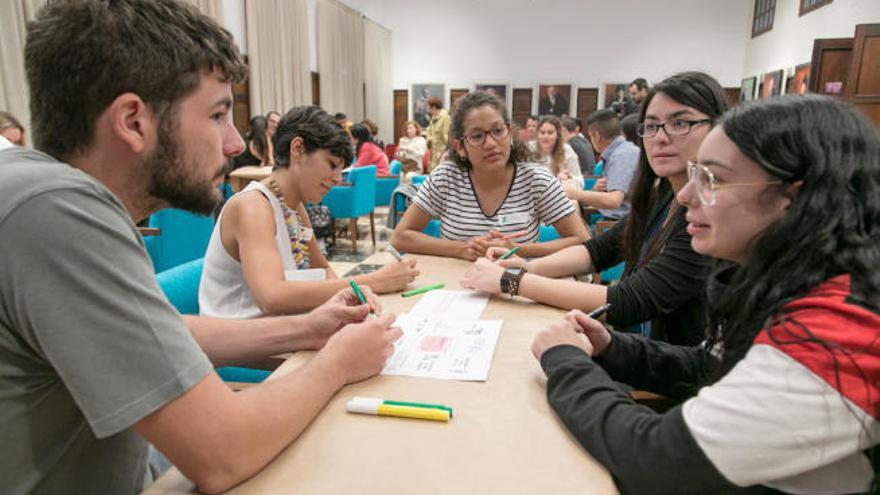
[511, 88, 533, 127]
[232, 79, 250, 134]
[393, 89, 408, 142]
[845, 23, 880, 125]
[450, 88, 469, 112]
[312, 72, 320, 105]
[809, 37, 853, 95]
[576, 88, 598, 125]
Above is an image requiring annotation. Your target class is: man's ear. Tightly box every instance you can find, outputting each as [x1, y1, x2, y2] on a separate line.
[106, 93, 156, 154]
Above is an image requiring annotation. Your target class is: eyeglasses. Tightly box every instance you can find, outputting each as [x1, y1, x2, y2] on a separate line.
[461, 124, 510, 147]
[686, 161, 783, 206]
[637, 118, 712, 138]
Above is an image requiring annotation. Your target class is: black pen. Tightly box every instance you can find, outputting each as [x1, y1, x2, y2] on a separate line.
[586, 303, 611, 319]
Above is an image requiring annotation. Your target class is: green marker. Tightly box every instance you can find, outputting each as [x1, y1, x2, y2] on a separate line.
[384, 399, 454, 417]
[498, 246, 520, 260]
[401, 282, 445, 298]
[349, 279, 374, 315]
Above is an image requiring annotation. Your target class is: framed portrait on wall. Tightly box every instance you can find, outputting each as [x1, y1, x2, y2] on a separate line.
[792, 63, 811, 95]
[411, 83, 445, 128]
[474, 83, 510, 107]
[760, 70, 783, 98]
[602, 82, 638, 116]
[740, 76, 757, 102]
[537, 83, 573, 117]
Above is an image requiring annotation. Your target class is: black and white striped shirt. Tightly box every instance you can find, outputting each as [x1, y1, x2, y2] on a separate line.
[412, 162, 575, 241]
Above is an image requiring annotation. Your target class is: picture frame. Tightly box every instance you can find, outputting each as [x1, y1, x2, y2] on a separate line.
[474, 83, 511, 113]
[792, 63, 811, 95]
[411, 83, 445, 129]
[740, 76, 757, 102]
[536, 83, 573, 117]
[760, 70, 783, 98]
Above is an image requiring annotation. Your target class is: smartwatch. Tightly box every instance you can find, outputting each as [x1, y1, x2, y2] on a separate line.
[500, 267, 527, 296]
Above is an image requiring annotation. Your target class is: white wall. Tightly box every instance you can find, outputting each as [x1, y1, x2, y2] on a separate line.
[350, 0, 752, 95]
[742, 0, 880, 82]
[221, 0, 247, 54]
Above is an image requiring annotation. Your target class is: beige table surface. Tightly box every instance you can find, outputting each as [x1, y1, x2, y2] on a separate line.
[144, 253, 617, 495]
[229, 166, 272, 192]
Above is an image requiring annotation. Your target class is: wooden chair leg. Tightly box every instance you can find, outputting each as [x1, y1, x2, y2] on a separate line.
[349, 218, 358, 254]
[369, 211, 376, 247]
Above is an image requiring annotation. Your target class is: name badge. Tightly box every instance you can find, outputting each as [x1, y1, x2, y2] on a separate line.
[496, 211, 530, 226]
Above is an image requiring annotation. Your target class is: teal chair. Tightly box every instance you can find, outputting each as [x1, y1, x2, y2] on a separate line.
[538, 224, 560, 242]
[323, 165, 377, 254]
[145, 208, 215, 273]
[375, 161, 401, 207]
[583, 177, 598, 190]
[422, 219, 441, 238]
[595, 220, 624, 283]
[155, 258, 270, 383]
[593, 160, 604, 176]
[411, 174, 427, 187]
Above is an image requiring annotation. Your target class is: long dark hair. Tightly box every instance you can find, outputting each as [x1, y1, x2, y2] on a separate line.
[448, 91, 533, 170]
[349, 123, 373, 157]
[707, 95, 880, 377]
[246, 115, 271, 161]
[622, 72, 727, 274]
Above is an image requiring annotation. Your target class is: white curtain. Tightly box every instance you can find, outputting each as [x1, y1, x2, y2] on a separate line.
[181, 0, 223, 23]
[363, 18, 393, 146]
[0, 0, 46, 144]
[317, 0, 364, 122]
[245, 0, 311, 116]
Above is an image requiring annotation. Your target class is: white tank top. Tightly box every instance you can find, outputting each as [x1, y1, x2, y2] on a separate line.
[198, 181, 302, 318]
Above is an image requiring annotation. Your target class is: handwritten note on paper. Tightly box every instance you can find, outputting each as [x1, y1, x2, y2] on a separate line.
[383, 314, 502, 381]
[407, 290, 489, 321]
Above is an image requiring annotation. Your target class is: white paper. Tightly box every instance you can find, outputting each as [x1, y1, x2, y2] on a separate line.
[407, 289, 489, 321]
[383, 313, 501, 381]
[284, 268, 327, 281]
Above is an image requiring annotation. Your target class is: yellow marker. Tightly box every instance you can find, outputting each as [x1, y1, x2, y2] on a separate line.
[346, 397, 451, 422]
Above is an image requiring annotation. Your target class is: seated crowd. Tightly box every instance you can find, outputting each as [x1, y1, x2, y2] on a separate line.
[0, 1, 875, 494]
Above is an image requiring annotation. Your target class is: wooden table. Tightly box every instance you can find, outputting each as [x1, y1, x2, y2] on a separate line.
[229, 166, 272, 193]
[144, 253, 618, 495]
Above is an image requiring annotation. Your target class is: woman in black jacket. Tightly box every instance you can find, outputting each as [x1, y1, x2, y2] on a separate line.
[533, 95, 879, 494]
[461, 72, 726, 346]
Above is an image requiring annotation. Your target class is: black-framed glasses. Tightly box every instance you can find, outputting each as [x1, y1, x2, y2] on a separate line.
[686, 161, 783, 206]
[637, 118, 712, 138]
[461, 124, 510, 147]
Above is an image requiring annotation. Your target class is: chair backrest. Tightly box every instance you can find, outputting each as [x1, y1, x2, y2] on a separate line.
[422, 219, 441, 238]
[155, 257, 270, 383]
[595, 220, 624, 282]
[155, 257, 204, 315]
[411, 174, 427, 187]
[146, 208, 215, 273]
[349, 165, 376, 217]
[593, 160, 605, 176]
[583, 176, 598, 191]
[375, 162, 401, 207]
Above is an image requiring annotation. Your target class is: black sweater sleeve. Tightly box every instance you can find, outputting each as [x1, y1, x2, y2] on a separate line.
[594, 331, 716, 400]
[598, 221, 709, 333]
[541, 345, 739, 495]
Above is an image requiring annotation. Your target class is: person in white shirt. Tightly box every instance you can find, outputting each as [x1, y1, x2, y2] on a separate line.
[531, 115, 583, 189]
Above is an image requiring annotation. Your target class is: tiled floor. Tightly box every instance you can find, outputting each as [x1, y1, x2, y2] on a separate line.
[325, 206, 394, 276]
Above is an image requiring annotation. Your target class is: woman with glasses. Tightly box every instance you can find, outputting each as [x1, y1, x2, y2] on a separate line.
[531, 95, 879, 495]
[462, 72, 724, 346]
[390, 92, 589, 261]
[531, 115, 583, 187]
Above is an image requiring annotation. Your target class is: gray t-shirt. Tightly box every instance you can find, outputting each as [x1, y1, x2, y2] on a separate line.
[0, 148, 213, 494]
[598, 135, 640, 220]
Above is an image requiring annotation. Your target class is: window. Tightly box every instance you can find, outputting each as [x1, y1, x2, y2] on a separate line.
[752, 0, 776, 38]
[800, 0, 832, 16]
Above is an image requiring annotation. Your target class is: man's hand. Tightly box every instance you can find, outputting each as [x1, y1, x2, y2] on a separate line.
[304, 287, 380, 348]
[317, 313, 402, 384]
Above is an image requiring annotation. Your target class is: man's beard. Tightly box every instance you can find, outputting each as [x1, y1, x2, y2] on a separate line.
[145, 120, 231, 216]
